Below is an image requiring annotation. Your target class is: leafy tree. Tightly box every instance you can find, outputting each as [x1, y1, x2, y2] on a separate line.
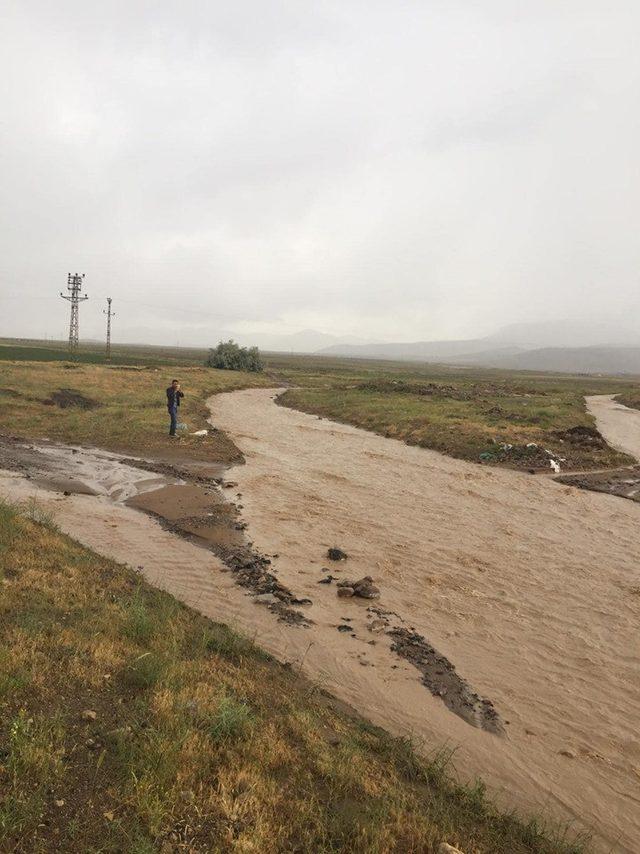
[206, 340, 263, 372]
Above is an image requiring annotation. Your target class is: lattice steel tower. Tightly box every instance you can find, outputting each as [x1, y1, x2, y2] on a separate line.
[103, 297, 115, 361]
[60, 273, 88, 353]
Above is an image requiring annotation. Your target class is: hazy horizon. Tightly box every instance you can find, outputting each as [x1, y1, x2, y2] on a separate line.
[2, 2, 639, 347]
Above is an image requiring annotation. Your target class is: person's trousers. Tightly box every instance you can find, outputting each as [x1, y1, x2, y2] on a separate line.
[169, 407, 178, 435]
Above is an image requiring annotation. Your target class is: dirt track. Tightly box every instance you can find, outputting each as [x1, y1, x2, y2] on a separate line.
[586, 394, 640, 460]
[211, 388, 640, 854]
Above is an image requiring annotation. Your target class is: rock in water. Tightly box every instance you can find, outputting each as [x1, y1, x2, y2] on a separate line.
[336, 576, 381, 599]
[337, 586, 354, 598]
[352, 576, 380, 599]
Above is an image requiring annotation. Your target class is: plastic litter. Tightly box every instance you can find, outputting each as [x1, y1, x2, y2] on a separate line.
[549, 459, 561, 474]
[176, 423, 188, 431]
[191, 429, 208, 436]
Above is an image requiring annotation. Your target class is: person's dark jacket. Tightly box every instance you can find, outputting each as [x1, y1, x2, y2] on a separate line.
[166, 387, 184, 410]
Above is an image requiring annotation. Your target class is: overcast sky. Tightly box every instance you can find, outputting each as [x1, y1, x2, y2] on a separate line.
[1, 1, 639, 346]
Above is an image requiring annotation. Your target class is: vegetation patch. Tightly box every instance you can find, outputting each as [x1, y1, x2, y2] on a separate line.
[0, 501, 588, 853]
[206, 340, 263, 372]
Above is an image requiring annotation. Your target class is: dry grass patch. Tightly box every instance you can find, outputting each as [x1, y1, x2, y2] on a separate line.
[0, 500, 589, 853]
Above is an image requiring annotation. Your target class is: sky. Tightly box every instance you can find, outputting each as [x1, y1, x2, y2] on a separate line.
[1, 1, 639, 348]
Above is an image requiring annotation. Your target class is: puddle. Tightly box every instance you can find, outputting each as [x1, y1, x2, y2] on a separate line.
[0, 436, 181, 502]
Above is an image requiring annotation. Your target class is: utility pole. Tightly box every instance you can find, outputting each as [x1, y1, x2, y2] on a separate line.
[59, 273, 88, 354]
[103, 297, 115, 361]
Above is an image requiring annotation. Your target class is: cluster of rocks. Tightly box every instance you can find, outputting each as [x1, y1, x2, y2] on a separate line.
[225, 549, 312, 626]
[320, 548, 382, 600]
[336, 576, 380, 600]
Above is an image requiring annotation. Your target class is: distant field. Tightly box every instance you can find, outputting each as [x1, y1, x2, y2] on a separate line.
[0, 338, 207, 367]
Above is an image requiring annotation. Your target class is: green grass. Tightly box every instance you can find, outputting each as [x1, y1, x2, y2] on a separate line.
[0, 500, 589, 853]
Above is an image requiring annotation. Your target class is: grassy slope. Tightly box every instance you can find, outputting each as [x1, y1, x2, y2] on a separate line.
[268, 354, 637, 470]
[0, 361, 269, 462]
[615, 391, 640, 411]
[0, 501, 587, 854]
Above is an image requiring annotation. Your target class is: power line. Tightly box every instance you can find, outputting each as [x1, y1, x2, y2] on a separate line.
[59, 273, 88, 353]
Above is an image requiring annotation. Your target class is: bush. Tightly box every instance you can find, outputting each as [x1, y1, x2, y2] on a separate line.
[205, 340, 263, 372]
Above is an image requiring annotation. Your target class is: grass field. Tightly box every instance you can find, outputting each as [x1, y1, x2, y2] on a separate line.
[0, 500, 588, 853]
[0, 360, 269, 462]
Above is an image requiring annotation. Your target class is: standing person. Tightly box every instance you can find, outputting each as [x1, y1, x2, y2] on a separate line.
[166, 379, 184, 437]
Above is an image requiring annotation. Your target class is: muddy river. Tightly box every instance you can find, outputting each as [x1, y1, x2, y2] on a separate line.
[1, 392, 639, 852]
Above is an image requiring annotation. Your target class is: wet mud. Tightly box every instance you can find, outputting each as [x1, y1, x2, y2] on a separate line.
[128, 482, 312, 626]
[556, 466, 640, 502]
[0, 433, 311, 627]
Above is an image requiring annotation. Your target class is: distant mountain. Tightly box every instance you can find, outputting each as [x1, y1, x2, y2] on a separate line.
[318, 339, 523, 361]
[233, 329, 371, 353]
[316, 321, 640, 374]
[485, 320, 640, 349]
[462, 346, 640, 375]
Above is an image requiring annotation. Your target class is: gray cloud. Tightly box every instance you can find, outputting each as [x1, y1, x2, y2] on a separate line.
[1, 0, 639, 346]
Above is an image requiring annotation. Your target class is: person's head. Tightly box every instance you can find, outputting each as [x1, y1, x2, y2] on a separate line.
[171, 379, 179, 388]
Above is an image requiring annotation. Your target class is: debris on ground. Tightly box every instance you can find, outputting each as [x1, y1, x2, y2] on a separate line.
[328, 547, 348, 561]
[479, 441, 565, 472]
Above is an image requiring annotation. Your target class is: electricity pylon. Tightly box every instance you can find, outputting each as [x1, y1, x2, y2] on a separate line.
[104, 297, 115, 361]
[60, 273, 88, 353]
